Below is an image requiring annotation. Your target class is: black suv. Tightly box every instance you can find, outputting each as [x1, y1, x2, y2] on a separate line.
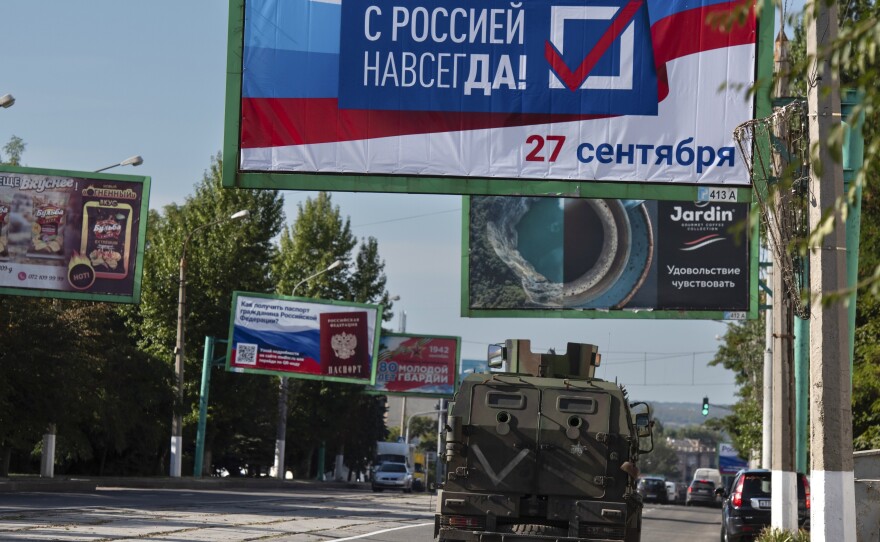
[637, 477, 669, 504]
[717, 469, 810, 542]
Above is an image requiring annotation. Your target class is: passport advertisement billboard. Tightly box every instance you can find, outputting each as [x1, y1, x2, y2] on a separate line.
[225, 0, 757, 194]
[226, 292, 383, 384]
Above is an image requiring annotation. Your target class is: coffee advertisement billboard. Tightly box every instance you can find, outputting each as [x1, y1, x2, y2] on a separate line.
[465, 195, 751, 317]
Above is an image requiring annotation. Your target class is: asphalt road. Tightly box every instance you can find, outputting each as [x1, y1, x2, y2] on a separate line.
[0, 486, 721, 541]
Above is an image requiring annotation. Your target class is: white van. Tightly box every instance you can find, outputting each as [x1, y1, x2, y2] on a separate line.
[692, 467, 722, 488]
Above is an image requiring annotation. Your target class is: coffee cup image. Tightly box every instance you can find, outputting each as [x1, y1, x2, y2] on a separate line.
[482, 197, 653, 309]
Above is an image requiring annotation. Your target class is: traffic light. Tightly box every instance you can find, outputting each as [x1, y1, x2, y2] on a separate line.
[701, 397, 710, 416]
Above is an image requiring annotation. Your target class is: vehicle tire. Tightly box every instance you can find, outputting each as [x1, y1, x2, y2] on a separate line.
[624, 527, 641, 542]
[403, 488, 413, 494]
[372, 487, 382, 492]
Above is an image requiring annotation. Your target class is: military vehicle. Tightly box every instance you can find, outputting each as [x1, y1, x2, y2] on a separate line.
[434, 340, 654, 542]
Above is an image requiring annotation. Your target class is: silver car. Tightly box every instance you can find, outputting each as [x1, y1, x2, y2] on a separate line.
[371, 462, 413, 493]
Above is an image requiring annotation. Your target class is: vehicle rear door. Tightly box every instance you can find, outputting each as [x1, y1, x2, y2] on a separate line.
[463, 383, 541, 493]
[536, 388, 611, 498]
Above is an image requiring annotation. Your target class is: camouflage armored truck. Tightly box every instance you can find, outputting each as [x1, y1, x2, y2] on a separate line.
[435, 340, 654, 542]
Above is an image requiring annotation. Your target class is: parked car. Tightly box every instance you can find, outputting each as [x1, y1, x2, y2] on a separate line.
[665, 481, 678, 503]
[371, 462, 413, 493]
[717, 469, 810, 542]
[686, 479, 718, 507]
[638, 477, 669, 504]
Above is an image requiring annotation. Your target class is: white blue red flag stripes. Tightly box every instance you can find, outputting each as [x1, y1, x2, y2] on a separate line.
[237, 0, 756, 186]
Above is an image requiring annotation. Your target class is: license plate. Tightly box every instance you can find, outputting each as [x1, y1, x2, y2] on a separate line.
[756, 499, 770, 509]
[647, 494, 656, 498]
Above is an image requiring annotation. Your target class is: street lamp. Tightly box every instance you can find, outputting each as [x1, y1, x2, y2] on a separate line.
[95, 155, 144, 173]
[291, 259, 343, 296]
[0, 94, 14, 108]
[274, 258, 344, 480]
[170, 209, 250, 478]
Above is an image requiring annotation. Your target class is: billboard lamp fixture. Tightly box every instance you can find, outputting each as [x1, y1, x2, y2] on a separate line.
[0, 94, 14, 108]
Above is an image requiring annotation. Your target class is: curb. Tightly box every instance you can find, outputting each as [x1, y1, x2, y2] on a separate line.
[0, 477, 370, 493]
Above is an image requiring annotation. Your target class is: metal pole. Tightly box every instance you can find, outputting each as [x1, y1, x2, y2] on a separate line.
[435, 399, 447, 491]
[806, 2, 856, 539]
[274, 377, 289, 480]
[194, 336, 214, 478]
[274, 260, 341, 481]
[171, 254, 186, 478]
[794, 303, 809, 474]
[762, 263, 773, 470]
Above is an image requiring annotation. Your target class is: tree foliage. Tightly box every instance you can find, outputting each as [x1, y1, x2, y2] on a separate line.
[270, 193, 392, 477]
[708, 318, 765, 459]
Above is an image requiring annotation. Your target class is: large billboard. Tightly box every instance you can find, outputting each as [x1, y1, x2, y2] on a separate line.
[370, 333, 461, 397]
[224, 0, 758, 195]
[718, 442, 749, 474]
[226, 292, 383, 384]
[0, 165, 150, 303]
[464, 195, 756, 318]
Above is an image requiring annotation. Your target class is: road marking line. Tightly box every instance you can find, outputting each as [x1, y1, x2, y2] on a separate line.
[332, 522, 434, 541]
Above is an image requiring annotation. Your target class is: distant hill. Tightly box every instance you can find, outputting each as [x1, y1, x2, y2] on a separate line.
[649, 401, 733, 428]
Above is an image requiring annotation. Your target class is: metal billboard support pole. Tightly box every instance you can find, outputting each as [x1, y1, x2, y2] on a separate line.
[762, 263, 773, 471]
[806, 2, 856, 540]
[194, 336, 215, 478]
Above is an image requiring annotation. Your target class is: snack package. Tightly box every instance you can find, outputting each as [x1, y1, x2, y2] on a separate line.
[81, 202, 132, 279]
[0, 195, 10, 258]
[28, 193, 69, 259]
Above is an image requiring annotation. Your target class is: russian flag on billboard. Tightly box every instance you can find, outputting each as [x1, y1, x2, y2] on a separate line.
[239, 0, 755, 184]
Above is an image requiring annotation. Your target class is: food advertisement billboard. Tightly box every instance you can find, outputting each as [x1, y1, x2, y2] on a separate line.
[224, 0, 758, 195]
[226, 292, 383, 384]
[370, 333, 460, 397]
[0, 165, 150, 303]
[465, 195, 755, 318]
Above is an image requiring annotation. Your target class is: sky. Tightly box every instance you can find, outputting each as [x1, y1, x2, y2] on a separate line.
[0, 0, 766, 406]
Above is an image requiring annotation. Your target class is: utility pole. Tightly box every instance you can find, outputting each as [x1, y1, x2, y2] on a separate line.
[770, 16, 797, 528]
[771, 258, 797, 530]
[806, 2, 856, 540]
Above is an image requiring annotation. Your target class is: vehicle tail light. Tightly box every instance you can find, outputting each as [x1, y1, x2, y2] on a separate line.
[803, 475, 811, 510]
[687, 486, 693, 494]
[732, 476, 744, 508]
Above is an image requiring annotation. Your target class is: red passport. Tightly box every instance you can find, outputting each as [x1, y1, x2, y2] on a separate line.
[320, 311, 370, 378]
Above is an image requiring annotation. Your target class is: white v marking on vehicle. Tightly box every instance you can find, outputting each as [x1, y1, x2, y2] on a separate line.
[472, 444, 530, 486]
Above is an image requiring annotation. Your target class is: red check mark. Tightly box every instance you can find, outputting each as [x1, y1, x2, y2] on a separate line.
[545, 0, 644, 92]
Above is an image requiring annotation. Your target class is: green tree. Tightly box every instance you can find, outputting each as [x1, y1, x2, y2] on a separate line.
[125, 152, 285, 474]
[270, 192, 392, 478]
[638, 424, 682, 480]
[0, 135, 25, 166]
[707, 318, 765, 459]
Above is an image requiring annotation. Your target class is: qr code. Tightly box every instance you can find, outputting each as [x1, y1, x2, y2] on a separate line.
[237, 343, 258, 365]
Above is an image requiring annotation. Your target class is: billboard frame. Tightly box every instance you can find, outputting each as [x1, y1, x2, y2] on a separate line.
[222, 0, 767, 200]
[366, 332, 462, 399]
[224, 291, 384, 385]
[0, 164, 151, 304]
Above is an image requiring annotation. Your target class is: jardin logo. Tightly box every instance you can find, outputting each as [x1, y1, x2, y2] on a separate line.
[670, 201, 738, 243]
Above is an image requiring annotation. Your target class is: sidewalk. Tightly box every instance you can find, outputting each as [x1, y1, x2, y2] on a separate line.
[0, 475, 370, 493]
